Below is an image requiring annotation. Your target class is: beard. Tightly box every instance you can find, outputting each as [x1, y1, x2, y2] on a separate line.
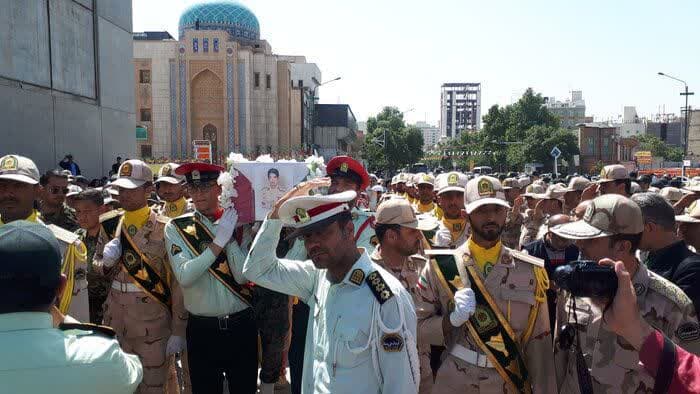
[471, 221, 503, 242]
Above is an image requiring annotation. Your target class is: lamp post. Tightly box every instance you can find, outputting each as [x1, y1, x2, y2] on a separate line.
[308, 76, 341, 149]
[657, 72, 694, 156]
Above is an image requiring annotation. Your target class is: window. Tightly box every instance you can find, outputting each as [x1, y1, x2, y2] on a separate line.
[266, 74, 271, 89]
[139, 70, 151, 84]
[140, 144, 152, 159]
[193, 38, 198, 52]
[587, 136, 595, 154]
[213, 38, 219, 52]
[203, 38, 209, 53]
[254, 72, 260, 88]
[603, 138, 610, 155]
[140, 109, 151, 122]
[298, 79, 303, 88]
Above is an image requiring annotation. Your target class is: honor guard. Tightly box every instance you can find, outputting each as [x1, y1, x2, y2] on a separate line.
[0, 221, 143, 393]
[551, 194, 700, 393]
[155, 163, 192, 218]
[418, 176, 556, 393]
[434, 172, 470, 248]
[500, 178, 522, 249]
[93, 160, 188, 394]
[371, 198, 439, 393]
[413, 173, 439, 216]
[164, 162, 260, 394]
[244, 190, 419, 394]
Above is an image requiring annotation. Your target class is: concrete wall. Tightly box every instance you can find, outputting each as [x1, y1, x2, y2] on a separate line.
[0, 0, 135, 179]
[689, 110, 700, 159]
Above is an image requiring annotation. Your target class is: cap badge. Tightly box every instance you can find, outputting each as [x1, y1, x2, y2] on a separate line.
[583, 202, 595, 222]
[478, 178, 494, 196]
[340, 162, 349, 173]
[192, 170, 201, 181]
[349, 269, 365, 285]
[600, 168, 607, 178]
[119, 163, 133, 177]
[423, 175, 430, 181]
[295, 208, 310, 224]
[0, 156, 18, 171]
[162, 165, 171, 176]
[447, 173, 458, 186]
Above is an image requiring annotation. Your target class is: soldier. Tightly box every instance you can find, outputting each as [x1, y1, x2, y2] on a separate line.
[155, 163, 192, 218]
[371, 198, 438, 393]
[434, 171, 470, 248]
[596, 164, 631, 196]
[418, 176, 555, 393]
[562, 176, 591, 215]
[163, 162, 261, 394]
[244, 190, 419, 393]
[519, 184, 567, 248]
[550, 194, 700, 392]
[0, 221, 143, 393]
[676, 201, 700, 252]
[73, 189, 111, 324]
[39, 169, 80, 231]
[93, 159, 188, 394]
[260, 168, 288, 210]
[501, 178, 523, 249]
[413, 173, 438, 215]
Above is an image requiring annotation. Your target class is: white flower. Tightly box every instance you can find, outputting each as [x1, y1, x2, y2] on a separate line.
[217, 171, 238, 211]
[255, 154, 274, 163]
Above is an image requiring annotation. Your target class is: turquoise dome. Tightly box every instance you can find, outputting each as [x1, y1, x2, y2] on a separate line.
[178, 1, 260, 42]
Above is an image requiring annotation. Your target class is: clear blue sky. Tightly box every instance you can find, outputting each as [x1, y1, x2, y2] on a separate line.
[133, 0, 699, 126]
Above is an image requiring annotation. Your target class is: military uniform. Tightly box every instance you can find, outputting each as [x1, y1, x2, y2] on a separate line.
[519, 210, 545, 249]
[501, 208, 523, 250]
[41, 203, 80, 232]
[158, 198, 193, 219]
[77, 214, 117, 325]
[434, 218, 470, 249]
[260, 185, 288, 210]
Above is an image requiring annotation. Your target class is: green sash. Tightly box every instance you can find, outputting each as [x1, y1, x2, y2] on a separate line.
[101, 212, 121, 239]
[426, 250, 533, 394]
[118, 220, 172, 309]
[172, 215, 253, 306]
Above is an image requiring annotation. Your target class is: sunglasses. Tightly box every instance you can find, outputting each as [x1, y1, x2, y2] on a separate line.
[186, 181, 217, 192]
[49, 187, 69, 195]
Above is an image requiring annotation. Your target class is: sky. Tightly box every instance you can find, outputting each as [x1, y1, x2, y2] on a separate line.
[132, 0, 700, 125]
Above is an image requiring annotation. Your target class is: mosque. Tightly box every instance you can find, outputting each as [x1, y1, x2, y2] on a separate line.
[133, 1, 321, 160]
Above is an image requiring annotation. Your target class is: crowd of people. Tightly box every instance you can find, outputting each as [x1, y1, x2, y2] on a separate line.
[1, 151, 700, 393]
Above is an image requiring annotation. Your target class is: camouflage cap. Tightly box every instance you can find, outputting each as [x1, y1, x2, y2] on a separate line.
[676, 201, 700, 224]
[534, 184, 567, 201]
[464, 176, 510, 214]
[0, 155, 40, 185]
[597, 164, 629, 184]
[659, 187, 686, 204]
[565, 176, 591, 192]
[436, 171, 468, 195]
[375, 198, 438, 231]
[521, 183, 546, 198]
[501, 177, 520, 190]
[550, 194, 643, 239]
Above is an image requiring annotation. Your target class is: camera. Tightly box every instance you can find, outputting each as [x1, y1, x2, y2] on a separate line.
[553, 260, 618, 299]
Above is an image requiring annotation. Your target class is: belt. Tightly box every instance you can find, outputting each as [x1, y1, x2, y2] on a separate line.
[189, 308, 253, 330]
[111, 281, 142, 293]
[450, 344, 494, 368]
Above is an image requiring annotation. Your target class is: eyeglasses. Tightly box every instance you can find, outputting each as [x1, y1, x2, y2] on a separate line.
[49, 187, 69, 195]
[186, 181, 216, 193]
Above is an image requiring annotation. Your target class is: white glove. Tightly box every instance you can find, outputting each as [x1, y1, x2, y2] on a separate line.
[213, 209, 238, 248]
[102, 238, 122, 267]
[449, 288, 476, 327]
[165, 335, 186, 356]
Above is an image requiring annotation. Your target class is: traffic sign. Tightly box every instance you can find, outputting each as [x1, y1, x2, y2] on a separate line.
[550, 146, 561, 159]
[684, 160, 692, 167]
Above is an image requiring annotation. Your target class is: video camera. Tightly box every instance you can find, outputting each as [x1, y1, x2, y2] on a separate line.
[553, 260, 618, 299]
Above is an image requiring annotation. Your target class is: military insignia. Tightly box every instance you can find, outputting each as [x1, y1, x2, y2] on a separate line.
[119, 162, 132, 177]
[483, 262, 494, 277]
[423, 174, 431, 181]
[135, 267, 149, 281]
[153, 282, 165, 295]
[74, 268, 86, 281]
[192, 170, 201, 181]
[295, 208, 310, 224]
[161, 165, 171, 176]
[216, 260, 231, 275]
[473, 305, 497, 333]
[477, 178, 494, 196]
[633, 283, 645, 296]
[381, 333, 404, 352]
[123, 250, 138, 267]
[351, 211, 359, 220]
[349, 269, 365, 285]
[340, 162, 349, 172]
[370, 235, 379, 247]
[199, 241, 210, 253]
[447, 173, 458, 186]
[448, 276, 464, 290]
[170, 244, 182, 256]
[127, 225, 137, 236]
[452, 223, 462, 231]
[583, 202, 595, 222]
[184, 224, 198, 238]
[366, 271, 394, 304]
[600, 168, 607, 178]
[0, 155, 18, 171]
[677, 322, 700, 342]
[169, 204, 178, 212]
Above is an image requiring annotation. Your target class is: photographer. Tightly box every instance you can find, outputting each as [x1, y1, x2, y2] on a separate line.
[550, 194, 700, 393]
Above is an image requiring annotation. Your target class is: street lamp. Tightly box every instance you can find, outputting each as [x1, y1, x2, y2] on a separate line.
[657, 72, 694, 156]
[307, 76, 342, 148]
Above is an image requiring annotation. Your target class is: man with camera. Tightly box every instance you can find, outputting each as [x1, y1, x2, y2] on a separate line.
[550, 194, 700, 393]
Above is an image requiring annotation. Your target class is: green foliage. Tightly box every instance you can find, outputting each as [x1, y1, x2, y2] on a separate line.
[634, 134, 685, 161]
[362, 107, 424, 173]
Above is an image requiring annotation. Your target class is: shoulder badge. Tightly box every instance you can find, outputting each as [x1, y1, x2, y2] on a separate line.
[46, 224, 81, 245]
[677, 322, 700, 343]
[648, 272, 692, 308]
[370, 235, 379, 247]
[58, 322, 116, 338]
[349, 269, 365, 285]
[366, 270, 394, 304]
[509, 249, 544, 268]
[99, 209, 123, 223]
[171, 244, 182, 256]
[381, 333, 404, 352]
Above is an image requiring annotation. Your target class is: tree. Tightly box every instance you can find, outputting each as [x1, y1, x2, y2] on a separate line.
[634, 134, 684, 161]
[362, 107, 424, 173]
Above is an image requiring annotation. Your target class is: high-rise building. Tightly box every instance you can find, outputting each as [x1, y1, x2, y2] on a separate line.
[133, 2, 319, 161]
[440, 83, 481, 139]
[646, 113, 684, 148]
[544, 91, 588, 130]
[414, 121, 439, 149]
[1, 1, 135, 178]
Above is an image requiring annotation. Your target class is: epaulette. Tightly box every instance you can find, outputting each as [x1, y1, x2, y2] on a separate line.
[156, 214, 171, 224]
[46, 224, 81, 245]
[366, 270, 394, 305]
[509, 249, 544, 268]
[648, 272, 692, 309]
[99, 209, 123, 224]
[59, 322, 116, 338]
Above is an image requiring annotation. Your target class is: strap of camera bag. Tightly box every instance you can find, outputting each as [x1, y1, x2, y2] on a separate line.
[652, 335, 677, 394]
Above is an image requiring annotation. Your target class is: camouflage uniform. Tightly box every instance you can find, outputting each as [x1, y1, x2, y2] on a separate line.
[418, 247, 556, 394]
[41, 204, 79, 232]
[434, 219, 470, 249]
[76, 227, 111, 325]
[370, 248, 433, 394]
[554, 263, 700, 393]
[502, 209, 523, 250]
[519, 210, 544, 249]
[94, 209, 188, 394]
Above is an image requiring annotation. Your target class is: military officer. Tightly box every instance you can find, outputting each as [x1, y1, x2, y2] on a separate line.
[371, 198, 438, 393]
[413, 173, 438, 215]
[551, 194, 700, 393]
[244, 190, 419, 394]
[0, 221, 143, 393]
[500, 178, 523, 249]
[260, 168, 288, 210]
[39, 169, 80, 231]
[562, 176, 591, 215]
[434, 171, 470, 248]
[418, 176, 556, 393]
[155, 163, 192, 219]
[596, 164, 631, 197]
[163, 162, 260, 394]
[93, 159, 188, 394]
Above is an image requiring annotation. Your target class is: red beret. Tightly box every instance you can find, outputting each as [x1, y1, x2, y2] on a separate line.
[326, 156, 370, 190]
[175, 162, 225, 184]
